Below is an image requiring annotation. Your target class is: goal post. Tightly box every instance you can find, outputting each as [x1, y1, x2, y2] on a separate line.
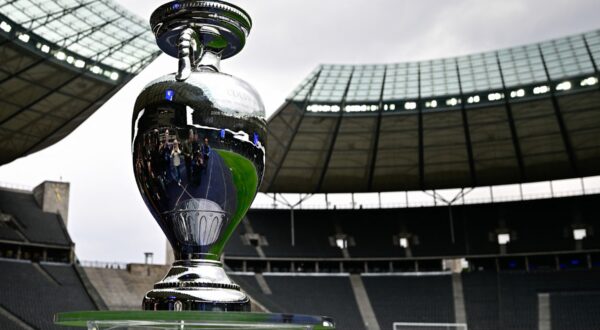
[393, 322, 468, 330]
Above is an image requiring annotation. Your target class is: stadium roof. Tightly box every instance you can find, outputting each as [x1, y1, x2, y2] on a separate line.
[264, 30, 600, 193]
[0, 0, 161, 166]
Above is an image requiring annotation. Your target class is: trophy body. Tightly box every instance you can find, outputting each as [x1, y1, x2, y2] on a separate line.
[131, 0, 265, 311]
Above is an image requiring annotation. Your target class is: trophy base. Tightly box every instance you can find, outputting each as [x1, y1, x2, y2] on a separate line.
[54, 311, 336, 329]
[143, 260, 250, 312]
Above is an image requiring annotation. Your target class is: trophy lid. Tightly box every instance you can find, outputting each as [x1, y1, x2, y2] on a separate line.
[150, 0, 252, 59]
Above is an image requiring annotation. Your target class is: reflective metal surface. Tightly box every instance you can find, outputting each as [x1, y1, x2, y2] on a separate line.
[132, 69, 265, 310]
[150, 0, 252, 60]
[131, 0, 265, 311]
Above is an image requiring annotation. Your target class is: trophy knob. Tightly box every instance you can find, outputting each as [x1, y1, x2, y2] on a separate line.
[150, 0, 252, 59]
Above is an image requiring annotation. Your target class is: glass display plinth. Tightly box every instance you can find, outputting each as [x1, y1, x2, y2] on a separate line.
[54, 311, 335, 329]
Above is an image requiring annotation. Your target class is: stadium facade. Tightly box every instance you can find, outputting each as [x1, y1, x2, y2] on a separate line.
[236, 28, 600, 329]
[0, 0, 160, 166]
[0, 1, 599, 328]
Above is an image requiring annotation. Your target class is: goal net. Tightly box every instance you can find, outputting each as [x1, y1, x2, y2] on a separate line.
[393, 322, 468, 330]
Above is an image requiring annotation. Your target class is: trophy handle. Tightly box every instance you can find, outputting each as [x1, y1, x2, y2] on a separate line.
[175, 28, 197, 81]
[176, 26, 224, 81]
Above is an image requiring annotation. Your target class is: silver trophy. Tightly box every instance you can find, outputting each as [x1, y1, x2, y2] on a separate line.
[131, 0, 265, 311]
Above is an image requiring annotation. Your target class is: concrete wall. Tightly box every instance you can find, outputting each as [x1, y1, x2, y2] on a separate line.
[33, 181, 70, 226]
[83, 264, 169, 310]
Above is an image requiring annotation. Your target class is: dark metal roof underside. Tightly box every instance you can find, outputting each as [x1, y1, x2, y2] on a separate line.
[264, 30, 600, 193]
[0, 0, 161, 166]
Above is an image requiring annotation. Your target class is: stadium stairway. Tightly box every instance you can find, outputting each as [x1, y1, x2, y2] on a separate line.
[231, 273, 366, 329]
[362, 273, 456, 329]
[83, 264, 169, 310]
[349, 274, 381, 330]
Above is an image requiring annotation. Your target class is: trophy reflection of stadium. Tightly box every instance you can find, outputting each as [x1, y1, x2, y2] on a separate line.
[1, 0, 600, 329]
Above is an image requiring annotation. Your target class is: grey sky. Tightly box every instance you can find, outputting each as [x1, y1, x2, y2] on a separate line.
[0, 0, 599, 264]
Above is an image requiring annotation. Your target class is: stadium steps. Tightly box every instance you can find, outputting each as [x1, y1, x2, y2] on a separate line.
[349, 274, 380, 330]
[451, 273, 467, 325]
[538, 293, 551, 330]
[83, 265, 168, 310]
[0, 303, 35, 330]
[73, 265, 109, 310]
[231, 273, 365, 329]
[229, 274, 285, 312]
[362, 274, 456, 329]
[32, 263, 60, 286]
[254, 273, 272, 295]
[241, 216, 266, 258]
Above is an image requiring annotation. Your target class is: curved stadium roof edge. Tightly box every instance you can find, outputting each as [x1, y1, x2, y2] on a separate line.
[265, 28, 600, 193]
[0, 0, 161, 166]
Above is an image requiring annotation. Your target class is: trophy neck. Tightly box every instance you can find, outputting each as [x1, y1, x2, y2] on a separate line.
[173, 259, 222, 267]
[176, 28, 224, 80]
[173, 251, 222, 263]
[196, 49, 222, 73]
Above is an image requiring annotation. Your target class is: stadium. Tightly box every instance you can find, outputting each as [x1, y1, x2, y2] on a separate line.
[1, 0, 600, 329]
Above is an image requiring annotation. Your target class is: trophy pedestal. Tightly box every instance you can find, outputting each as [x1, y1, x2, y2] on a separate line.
[54, 311, 336, 329]
[143, 260, 250, 311]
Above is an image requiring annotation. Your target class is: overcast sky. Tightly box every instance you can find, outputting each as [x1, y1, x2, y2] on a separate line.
[0, 0, 599, 264]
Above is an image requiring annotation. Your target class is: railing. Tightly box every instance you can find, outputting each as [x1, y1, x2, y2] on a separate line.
[0, 181, 32, 192]
[252, 177, 600, 210]
[79, 260, 129, 270]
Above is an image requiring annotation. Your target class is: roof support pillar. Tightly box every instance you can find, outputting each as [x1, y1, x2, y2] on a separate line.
[582, 35, 600, 93]
[538, 45, 579, 177]
[582, 35, 599, 74]
[367, 66, 388, 191]
[455, 60, 477, 186]
[290, 207, 295, 247]
[265, 70, 322, 191]
[417, 63, 425, 189]
[315, 67, 356, 193]
[496, 53, 526, 181]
